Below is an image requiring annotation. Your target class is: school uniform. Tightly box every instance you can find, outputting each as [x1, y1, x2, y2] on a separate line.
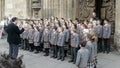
[76, 48, 89, 68]
[103, 24, 111, 53]
[88, 27, 96, 36]
[92, 41, 98, 67]
[39, 26, 45, 51]
[83, 29, 89, 41]
[57, 32, 65, 61]
[63, 29, 70, 57]
[28, 28, 35, 51]
[85, 41, 95, 68]
[69, 33, 79, 64]
[95, 25, 103, 52]
[49, 28, 54, 51]
[20, 33, 24, 49]
[77, 24, 82, 42]
[50, 31, 59, 58]
[22, 29, 29, 50]
[33, 31, 40, 53]
[41, 29, 51, 56]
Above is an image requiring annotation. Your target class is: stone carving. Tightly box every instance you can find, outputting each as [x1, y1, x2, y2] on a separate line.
[101, 0, 115, 35]
[31, 0, 41, 18]
[87, 0, 95, 7]
[78, 0, 93, 20]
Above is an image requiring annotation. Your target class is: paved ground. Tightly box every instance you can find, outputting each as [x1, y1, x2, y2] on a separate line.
[0, 38, 120, 68]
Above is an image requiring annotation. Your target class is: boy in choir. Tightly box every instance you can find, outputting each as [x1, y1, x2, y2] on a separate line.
[57, 27, 65, 61]
[41, 25, 51, 56]
[50, 26, 59, 58]
[103, 19, 111, 54]
[39, 19, 45, 51]
[28, 24, 35, 52]
[76, 41, 89, 68]
[95, 20, 103, 53]
[69, 26, 79, 64]
[63, 23, 70, 57]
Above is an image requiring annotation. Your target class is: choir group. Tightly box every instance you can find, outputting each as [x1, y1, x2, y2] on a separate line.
[18, 15, 111, 68]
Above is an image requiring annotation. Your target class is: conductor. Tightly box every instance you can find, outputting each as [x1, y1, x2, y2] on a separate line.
[6, 17, 24, 59]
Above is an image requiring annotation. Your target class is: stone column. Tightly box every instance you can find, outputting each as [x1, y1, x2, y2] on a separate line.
[0, 0, 5, 20]
[114, 0, 120, 52]
[0, 0, 2, 20]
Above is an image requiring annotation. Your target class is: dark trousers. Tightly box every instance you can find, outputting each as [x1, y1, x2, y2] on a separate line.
[35, 46, 40, 52]
[70, 47, 78, 63]
[20, 38, 24, 49]
[103, 38, 110, 53]
[97, 38, 103, 52]
[40, 43, 44, 51]
[53, 45, 58, 57]
[58, 46, 65, 60]
[24, 39, 29, 50]
[64, 42, 70, 57]
[29, 43, 34, 51]
[9, 44, 19, 59]
[45, 48, 49, 55]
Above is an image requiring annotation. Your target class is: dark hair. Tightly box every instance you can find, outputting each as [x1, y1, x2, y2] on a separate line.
[30, 24, 34, 29]
[54, 26, 58, 30]
[11, 17, 18, 22]
[81, 41, 87, 47]
[104, 19, 109, 22]
[74, 24, 77, 29]
[0, 53, 25, 68]
[87, 34, 95, 42]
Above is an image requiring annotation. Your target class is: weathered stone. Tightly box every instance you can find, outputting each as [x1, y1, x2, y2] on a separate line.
[0, 0, 5, 20]
[115, 0, 120, 52]
[5, 0, 28, 19]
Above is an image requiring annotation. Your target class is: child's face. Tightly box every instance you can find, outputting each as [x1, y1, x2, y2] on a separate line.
[88, 24, 92, 28]
[63, 25, 66, 29]
[58, 28, 62, 32]
[53, 29, 55, 32]
[104, 20, 108, 24]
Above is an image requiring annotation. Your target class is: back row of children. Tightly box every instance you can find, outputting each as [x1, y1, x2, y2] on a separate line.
[19, 16, 111, 68]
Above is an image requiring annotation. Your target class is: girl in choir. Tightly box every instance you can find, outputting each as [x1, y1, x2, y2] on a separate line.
[57, 27, 65, 61]
[86, 34, 96, 68]
[41, 25, 51, 56]
[92, 33, 98, 68]
[69, 27, 79, 64]
[88, 22, 96, 35]
[22, 23, 29, 50]
[33, 26, 40, 54]
[82, 23, 89, 41]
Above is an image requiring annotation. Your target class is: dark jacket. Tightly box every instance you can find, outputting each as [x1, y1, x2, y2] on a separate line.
[6, 23, 24, 45]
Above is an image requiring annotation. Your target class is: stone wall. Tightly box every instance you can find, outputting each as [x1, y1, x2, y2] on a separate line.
[39, 0, 76, 19]
[0, 0, 5, 20]
[114, 0, 120, 52]
[5, 0, 28, 19]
